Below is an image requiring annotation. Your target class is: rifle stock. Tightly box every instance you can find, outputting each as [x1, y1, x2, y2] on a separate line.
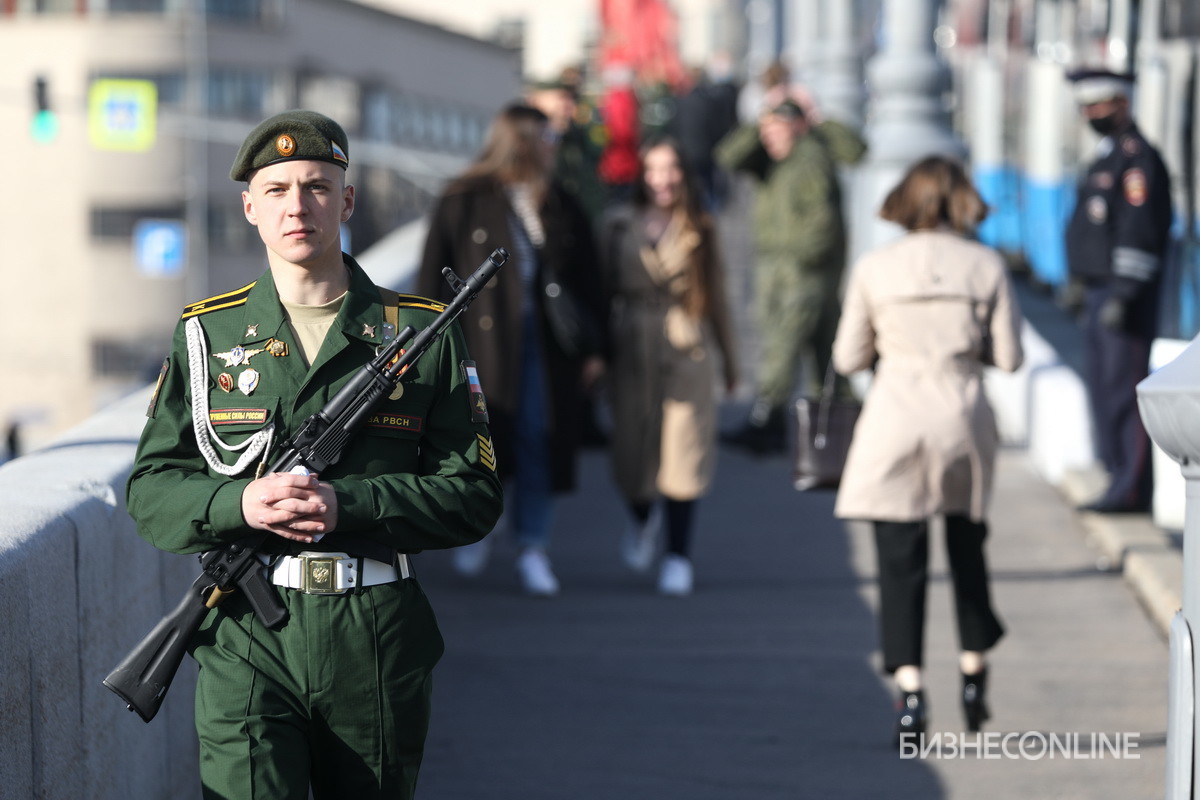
[105, 248, 508, 723]
[102, 573, 212, 723]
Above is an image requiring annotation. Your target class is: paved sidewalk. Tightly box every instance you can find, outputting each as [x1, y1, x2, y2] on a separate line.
[407, 176, 1169, 799]
[412, 436, 1167, 799]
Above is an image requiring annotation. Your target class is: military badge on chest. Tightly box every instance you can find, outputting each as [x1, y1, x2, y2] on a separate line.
[212, 334, 290, 396]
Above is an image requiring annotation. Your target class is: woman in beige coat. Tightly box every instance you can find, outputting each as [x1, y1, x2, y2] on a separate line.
[832, 156, 1024, 744]
[600, 138, 738, 595]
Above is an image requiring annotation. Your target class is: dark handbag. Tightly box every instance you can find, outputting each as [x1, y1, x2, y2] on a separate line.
[792, 366, 861, 491]
[541, 272, 600, 358]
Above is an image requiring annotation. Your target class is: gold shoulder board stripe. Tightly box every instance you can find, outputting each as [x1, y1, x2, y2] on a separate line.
[477, 433, 496, 472]
[396, 293, 447, 313]
[182, 281, 256, 319]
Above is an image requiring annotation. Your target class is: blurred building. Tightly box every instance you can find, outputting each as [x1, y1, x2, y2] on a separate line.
[357, 0, 745, 83]
[0, 0, 521, 447]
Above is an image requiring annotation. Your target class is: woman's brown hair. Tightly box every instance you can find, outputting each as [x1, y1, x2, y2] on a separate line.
[879, 155, 990, 234]
[632, 136, 711, 320]
[456, 103, 552, 200]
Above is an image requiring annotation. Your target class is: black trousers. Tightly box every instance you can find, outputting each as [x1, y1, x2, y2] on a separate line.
[873, 516, 1005, 673]
[1083, 285, 1154, 509]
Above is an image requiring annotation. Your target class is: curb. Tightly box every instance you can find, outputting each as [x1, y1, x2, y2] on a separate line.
[1060, 469, 1181, 639]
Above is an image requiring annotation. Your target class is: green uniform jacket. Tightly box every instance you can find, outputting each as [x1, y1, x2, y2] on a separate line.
[127, 254, 503, 557]
[715, 119, 866, 268]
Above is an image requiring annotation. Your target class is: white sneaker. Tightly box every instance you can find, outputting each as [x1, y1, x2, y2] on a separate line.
[621, 506, 661, 573]
[516, 548, 560, 596]
[453, 536, 492, 577]
[658, 555, 693, 596]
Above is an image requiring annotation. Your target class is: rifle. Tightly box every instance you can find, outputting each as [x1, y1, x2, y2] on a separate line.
[104, 247, 508, 722]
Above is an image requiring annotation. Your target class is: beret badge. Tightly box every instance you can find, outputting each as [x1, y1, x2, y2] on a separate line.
[275, 134, 297, 157]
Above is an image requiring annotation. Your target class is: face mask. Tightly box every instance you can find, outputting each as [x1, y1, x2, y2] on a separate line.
[1088, 112, 1120, 136]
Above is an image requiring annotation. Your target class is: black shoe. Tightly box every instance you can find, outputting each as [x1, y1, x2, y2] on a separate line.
[894, 689, 926, 747]
[962, 668, 990, 732]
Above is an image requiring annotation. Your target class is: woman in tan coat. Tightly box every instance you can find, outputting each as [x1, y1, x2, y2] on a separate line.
[600, 138, 738, 595]
[832, 156, 1024, 743]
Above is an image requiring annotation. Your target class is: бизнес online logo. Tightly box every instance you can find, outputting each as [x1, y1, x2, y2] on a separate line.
[899, 731, 1142, 760]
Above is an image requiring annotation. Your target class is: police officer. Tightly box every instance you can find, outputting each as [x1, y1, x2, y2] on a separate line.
[1063, 69, 1172, 513]
[125, 110, 503, 799]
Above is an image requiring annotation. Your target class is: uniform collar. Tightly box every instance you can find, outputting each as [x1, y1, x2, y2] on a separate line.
[235, 253, 385, 348]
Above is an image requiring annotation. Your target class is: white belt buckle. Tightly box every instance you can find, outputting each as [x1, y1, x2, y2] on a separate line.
[297, 551, 354, 595]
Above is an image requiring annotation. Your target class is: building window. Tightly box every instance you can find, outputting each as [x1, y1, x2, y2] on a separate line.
[91, 206, 184, 240]
[93, 337, 167, 379]
[107, 0, 168, 11]
[208, 69, 272, 119]
[91, 71, 185, 107]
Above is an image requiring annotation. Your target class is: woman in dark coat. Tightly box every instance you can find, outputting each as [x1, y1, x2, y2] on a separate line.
[418, 103, 606, 595]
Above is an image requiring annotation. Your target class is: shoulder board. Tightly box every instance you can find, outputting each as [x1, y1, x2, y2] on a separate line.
[182, 281, 255, 319]
[396, 293, 447, 313]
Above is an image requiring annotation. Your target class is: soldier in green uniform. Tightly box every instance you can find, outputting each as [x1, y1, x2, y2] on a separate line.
[126, 110, 503, 800]
[716, 98, 866, 454]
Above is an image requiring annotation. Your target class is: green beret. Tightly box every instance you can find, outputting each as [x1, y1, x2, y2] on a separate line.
[230, 109, 349, 182]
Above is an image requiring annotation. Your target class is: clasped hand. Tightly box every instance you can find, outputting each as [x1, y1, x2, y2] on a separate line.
[241, 472, 338, 543]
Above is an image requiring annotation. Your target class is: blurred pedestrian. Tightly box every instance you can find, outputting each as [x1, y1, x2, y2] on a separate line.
[599, 138, 738, 595]
[527, 72, 612, 448]
[598, 63, 642, 206]
[1061, 68, 1173, 513]
[831, 156, 1024, 744]
[670, 65, 739, 211]
[526, 74, 607, 232]
[419, 103, 606, 596]
[3, 422, 20, 463]
[715, 97, 866, 454]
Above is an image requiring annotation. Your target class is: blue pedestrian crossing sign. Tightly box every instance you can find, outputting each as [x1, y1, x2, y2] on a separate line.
[134, 219, 186, 277]
[89, 79, 157, 152]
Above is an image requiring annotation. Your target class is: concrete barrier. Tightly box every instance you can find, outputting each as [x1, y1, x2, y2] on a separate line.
[0, 387, 200, 800]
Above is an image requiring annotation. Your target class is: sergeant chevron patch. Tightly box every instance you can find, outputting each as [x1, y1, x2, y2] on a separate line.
[477, 433, 496, 472]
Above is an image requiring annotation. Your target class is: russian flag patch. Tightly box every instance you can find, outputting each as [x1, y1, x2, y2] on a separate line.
[461, 360, 489, 423]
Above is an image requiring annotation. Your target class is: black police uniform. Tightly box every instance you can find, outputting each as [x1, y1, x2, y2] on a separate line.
[1065, 124, 1172, 511]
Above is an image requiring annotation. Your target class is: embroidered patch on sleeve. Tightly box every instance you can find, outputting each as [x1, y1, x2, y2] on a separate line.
[1123, 168, 1147, 207]
[147, 358, 169, 418]
[477, 433, 497, 472]
[461, 360, 490, 423]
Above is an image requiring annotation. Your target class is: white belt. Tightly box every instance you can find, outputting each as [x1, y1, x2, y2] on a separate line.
[260, 551, 410, 595]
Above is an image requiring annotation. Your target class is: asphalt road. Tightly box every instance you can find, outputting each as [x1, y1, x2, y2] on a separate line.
[412, 425, 1167, 800]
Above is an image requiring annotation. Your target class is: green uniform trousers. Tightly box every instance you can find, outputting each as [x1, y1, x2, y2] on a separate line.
[754, 255, 843, 407]
[191, 578, 444, 800]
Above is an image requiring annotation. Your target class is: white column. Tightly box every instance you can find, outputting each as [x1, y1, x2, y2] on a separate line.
[856, 0, 962, 255]
[785, 0, 822, 88]
[818, 0, 865, 127]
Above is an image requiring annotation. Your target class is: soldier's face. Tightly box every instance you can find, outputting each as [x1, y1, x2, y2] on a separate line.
[243, 160, 354, 270]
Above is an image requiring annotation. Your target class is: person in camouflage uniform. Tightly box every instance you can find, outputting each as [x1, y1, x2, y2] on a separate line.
[716, 98, 866, 454]
[126, 110, 502, 799]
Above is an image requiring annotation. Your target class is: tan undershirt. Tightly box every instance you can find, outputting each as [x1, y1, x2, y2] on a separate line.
[280, 292, 346, 366]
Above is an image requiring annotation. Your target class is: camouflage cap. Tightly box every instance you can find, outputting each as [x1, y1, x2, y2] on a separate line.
[230, 109, 350, 182]
[767, 98, 806, 120]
